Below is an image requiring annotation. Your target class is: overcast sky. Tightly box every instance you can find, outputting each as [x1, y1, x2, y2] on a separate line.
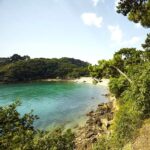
[0, 0, 150, 64]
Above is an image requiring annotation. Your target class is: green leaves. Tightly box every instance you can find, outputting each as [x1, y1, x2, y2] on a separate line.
[90, 35, 150, 149]
[109, 76, 129, 98]
[0, 102, 75, 150]
[0, 57, 90, 82]
[117, 0, 150, 28]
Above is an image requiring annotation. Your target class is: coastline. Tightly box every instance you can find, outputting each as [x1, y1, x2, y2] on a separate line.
[0, 77, 109, 87]
[73, 77, 109, 87]
[73, 78, 116, 150]
[42, 77, 109, 87]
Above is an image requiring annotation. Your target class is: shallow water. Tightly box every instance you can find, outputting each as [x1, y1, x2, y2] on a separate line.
[0, 81, 108, 129]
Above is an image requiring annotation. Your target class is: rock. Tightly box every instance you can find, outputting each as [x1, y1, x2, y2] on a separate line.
[86, 131, 96, 138]
[93, 115, 101, 125]
[86, 110, 94, 117]
[101, 93, 110, 97]
[87, 117, 96, 125]
[91, 137, 97, 143]
[101, 118, 109, 128]
[107, 112, 114, 121]
[98, 103, 105, 107]
[75, 100, 115, 149]
[86, 132, 94, 138]
[106, 122, 111, 129]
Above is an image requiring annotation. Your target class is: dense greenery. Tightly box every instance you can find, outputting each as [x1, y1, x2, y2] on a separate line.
[0, 101, 75, 150]
[1, 1, 150, 149]
[90, 33, 150, 149]
[0, 54, 89, 82]
[116, 0, 150, 27]
[90, 2, 150, 148]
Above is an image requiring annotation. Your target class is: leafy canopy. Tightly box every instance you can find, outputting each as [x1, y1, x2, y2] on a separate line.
[117, 0, 150, 28]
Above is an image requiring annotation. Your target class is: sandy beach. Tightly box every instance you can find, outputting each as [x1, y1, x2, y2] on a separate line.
[42, 77, 109, 87]
[74, 77, 109, 87]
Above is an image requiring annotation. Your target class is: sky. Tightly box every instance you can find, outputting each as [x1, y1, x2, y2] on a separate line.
[0, 0, 150, 64]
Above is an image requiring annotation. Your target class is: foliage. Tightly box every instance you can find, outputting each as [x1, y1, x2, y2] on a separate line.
[116, 0, 150, 28]
[0, 101, 75, 150]
[88, 59, 118, 79]
[0, 54, 30, 66]
[0, 56, 90, 82]
[89, 48, 145, 80]
[93, 135, 110, 150]
[109, 76, 129, 98]
[107, 62, 149, 149]
[126, 63, 150, 117]
[111, 100, 142, 149]
[91, 35, 150, 149]
[10, 54, 30, 62]
[114, 48, 144, 67]
[142, 33, 150, 60]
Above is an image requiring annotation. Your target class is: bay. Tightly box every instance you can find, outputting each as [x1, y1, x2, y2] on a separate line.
[0, 81, 108, 129]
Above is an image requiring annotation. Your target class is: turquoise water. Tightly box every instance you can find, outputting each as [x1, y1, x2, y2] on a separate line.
[0, 81, 108, 129]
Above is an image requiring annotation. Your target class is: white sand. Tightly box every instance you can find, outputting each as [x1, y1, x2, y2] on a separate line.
[73, 77, 109, 87]
[42, 77, 109, 87]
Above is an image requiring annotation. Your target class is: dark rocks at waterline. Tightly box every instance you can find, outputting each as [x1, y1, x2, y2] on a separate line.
[101, 93, 110, 97]
[86, 110, 94, 117]
[75, 101, 114, 150]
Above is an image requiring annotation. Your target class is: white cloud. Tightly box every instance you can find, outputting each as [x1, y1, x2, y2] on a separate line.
[110, 36, 140, 49]
[108, 25, 123, 42]
[108, 24, 140, 48]
[81, 13, 103, 28]
[123, 36, 140, 45]
[129, 36, 140, 45]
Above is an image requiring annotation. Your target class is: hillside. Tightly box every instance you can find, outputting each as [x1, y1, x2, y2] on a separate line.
[0, 54, 90, 82]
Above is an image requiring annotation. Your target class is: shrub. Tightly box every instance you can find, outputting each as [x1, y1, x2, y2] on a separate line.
[0, 101, 75, 150]
[109, 76, 129, 98]
[110, 100, 142, 149]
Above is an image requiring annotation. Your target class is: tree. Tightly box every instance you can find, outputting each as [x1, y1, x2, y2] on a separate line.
[116, 0, 150, 28]
[10, 54, 22, 62]
[142, 33, 150, 60]
[142, 33, 150, 51]
[114, 48, 144, 66]
[22, 55, 30, 61]
[0, 57, 89, 82]
[0, 101, 75, 150]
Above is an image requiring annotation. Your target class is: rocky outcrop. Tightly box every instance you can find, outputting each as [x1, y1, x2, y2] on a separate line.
[75, 101, 115, 150]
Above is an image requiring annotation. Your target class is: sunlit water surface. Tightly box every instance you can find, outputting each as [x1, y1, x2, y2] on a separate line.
[0, 82, 108, 129]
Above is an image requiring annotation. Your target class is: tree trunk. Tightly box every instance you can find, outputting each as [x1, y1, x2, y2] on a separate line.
[113, 66, 133, 83]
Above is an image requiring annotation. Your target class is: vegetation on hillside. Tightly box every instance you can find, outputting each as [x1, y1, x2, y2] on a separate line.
[0, 55, 89, 82]
[1, 0, 150, 149]
[89, 1, 150, 148]
[89, 39, 150, 149]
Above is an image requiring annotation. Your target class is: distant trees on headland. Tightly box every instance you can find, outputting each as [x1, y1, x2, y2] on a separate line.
[0, 54, 90, 82]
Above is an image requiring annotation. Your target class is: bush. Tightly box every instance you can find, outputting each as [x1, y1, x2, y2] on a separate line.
[110, 100, 142, 149]
[109, 76, 129, 98]
[0, 101, 75, 150]
[93, 135, 110, 150]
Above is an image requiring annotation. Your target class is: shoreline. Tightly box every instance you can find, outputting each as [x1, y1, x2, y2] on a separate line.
[73, 77, 109, 87]
[42, 77, 112, 132]
[42, 77, 109, 87]
[0, 77, 109, 87]
[73, 78, 116, 149]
